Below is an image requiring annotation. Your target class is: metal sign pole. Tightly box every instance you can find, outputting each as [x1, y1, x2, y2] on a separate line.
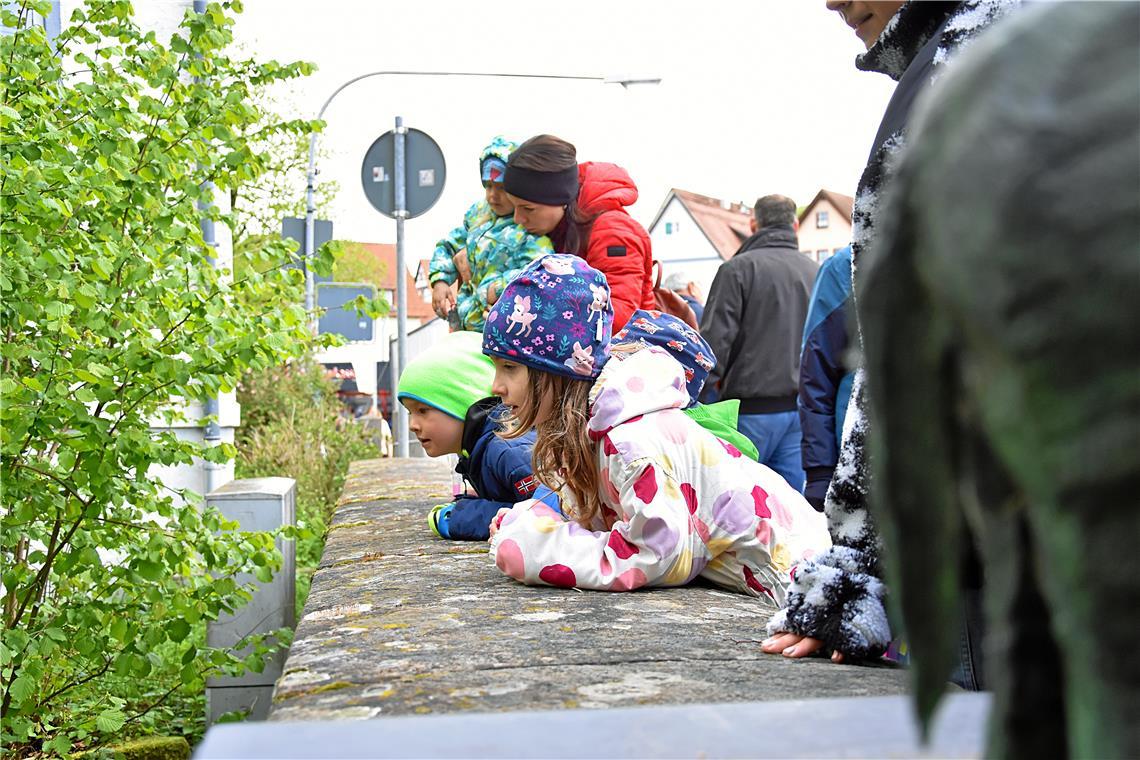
[304, 138, 318, 334]
[394, 116, 409, 457]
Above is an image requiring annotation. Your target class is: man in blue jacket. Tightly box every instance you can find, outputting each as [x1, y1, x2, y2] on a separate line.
[397, 331, 550, 540]
[798, 245, 854, 510]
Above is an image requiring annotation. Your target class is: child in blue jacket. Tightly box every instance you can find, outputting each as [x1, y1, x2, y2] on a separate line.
[397, 331, 552, 540]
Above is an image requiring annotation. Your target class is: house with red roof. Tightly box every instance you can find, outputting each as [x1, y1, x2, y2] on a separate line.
[648, 187, 854, 297]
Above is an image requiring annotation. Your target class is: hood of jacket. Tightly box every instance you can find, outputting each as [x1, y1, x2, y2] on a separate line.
[480, 135, 518, 168]
[577, 161, 638, 215]
[587, 347, 688, 440]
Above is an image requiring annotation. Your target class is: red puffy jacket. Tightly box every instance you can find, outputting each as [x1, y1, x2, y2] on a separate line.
[577, 162, 655, 330]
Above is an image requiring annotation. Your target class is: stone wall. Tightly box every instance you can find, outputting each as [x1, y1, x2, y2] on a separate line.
[270, 458, 911, 721]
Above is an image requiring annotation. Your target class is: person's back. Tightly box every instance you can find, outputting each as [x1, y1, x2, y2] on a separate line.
[576, 161, 656, 329]
[701, 194, 818, 489]
[612, 308, 759, 462]
[798, 245, 854, 510]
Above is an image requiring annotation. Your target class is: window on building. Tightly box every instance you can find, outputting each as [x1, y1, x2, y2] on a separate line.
[816, 210, 830, 229]
[817, 249, 830, 262]
[665, 222, 673, 235]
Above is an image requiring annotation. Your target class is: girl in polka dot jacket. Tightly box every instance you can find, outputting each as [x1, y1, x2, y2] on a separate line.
[482, 254, 830, 604]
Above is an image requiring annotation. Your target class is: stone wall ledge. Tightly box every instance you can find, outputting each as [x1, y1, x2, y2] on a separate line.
[268, 457, 915, 724]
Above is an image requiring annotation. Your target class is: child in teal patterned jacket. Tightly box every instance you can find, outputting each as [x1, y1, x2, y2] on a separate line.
[429, 137, 553, 331]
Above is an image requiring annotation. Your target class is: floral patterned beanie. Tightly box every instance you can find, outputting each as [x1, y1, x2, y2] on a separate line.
[613, 309, 717, 406]
[482, 254, 613, 381]
[480, 135, 517, 184]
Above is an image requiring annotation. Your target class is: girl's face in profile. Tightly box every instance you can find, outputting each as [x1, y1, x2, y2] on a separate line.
[491, 358, 555, 426]
[491, 357, 532, 418]
[506, 194, 565, 236]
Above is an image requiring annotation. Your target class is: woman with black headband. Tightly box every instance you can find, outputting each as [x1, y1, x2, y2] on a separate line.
[502, 134, 655, 330]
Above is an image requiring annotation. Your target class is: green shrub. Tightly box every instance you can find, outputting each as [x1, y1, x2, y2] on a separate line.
[76, 735, 191, 760]
[0, 0, 323, 755]
[235, 359, 378, 611]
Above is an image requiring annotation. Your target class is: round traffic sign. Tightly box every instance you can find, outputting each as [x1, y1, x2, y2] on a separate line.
[360, 127, 447, 219]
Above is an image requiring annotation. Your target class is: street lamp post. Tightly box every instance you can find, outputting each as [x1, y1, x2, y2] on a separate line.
[304, 70, 660, 456]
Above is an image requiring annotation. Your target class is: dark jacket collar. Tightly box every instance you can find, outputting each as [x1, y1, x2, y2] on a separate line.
[856, 2, 959, 81]
[736, 224, 799, 255]
[456, 396, 502, 476]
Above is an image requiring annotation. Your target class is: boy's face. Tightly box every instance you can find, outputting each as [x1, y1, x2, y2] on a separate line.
[401, 399, 464, 457]
[484, 181, 514, 217]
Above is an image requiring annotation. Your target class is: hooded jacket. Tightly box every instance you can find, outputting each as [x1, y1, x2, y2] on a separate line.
[700, 224, 818, 413]
[439, 397, 543, 540]
[566, 162, 655, 331]
[429, 141, 553, 331]
[488, 348, 830, 600]
[768, 0, 1021, 658]
[798, 246, 854, 509]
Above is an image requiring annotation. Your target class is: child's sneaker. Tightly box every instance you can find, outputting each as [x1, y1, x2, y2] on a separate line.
[427, 503, 453, 539]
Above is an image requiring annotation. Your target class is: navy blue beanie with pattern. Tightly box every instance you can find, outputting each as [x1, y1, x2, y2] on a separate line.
[482, 254, 612, 380]
[613, 309, 717, 406]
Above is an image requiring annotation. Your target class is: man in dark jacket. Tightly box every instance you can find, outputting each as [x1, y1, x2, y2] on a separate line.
[701, 194, 818, 490]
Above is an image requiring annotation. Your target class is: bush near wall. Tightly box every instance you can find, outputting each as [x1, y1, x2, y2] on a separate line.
[0, 0, 324, 754]
[235, 359, 378, 612]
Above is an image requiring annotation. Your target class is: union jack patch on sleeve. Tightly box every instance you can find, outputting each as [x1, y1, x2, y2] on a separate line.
[514, 475, 539, 497]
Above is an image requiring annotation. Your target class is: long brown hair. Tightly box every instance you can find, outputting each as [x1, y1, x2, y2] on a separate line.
[498, 368, 602, 526]
[509, 134, 595, 255]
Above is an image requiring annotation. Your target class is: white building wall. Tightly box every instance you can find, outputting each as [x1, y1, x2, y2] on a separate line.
[797, 199, 852, 263]
[648, 197, 725, 297]
[120, 0, 240, 503]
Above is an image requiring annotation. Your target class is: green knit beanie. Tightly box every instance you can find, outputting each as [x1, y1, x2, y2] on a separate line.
[397, 331, 495, 420]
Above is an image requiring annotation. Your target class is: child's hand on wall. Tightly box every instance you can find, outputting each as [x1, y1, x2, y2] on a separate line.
[761, 632, 845, 662]
[488, 507, 511, 539]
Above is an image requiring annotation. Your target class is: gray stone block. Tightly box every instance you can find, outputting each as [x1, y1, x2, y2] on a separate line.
[206, 477, 296, 722]
[196, 691, 990, 759]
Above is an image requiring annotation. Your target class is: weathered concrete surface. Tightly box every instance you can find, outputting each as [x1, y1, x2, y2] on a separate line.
[270, 458, 911, 722]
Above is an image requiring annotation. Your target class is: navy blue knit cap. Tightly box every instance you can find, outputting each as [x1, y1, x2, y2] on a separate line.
[612, 309, 717, 405]
[482, 254, 612, 380]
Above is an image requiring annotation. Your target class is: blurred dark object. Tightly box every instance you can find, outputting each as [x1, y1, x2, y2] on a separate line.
[862, 3, 1140, 757]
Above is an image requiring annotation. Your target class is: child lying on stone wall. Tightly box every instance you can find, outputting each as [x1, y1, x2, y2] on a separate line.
[482, 254, 830, 601]
[397, 330, 555, 540]
[610, 309, 760, 462]
[522, 308, 761, 514]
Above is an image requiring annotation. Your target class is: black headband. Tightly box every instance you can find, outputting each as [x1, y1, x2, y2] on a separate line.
[502, 163, 579, 206]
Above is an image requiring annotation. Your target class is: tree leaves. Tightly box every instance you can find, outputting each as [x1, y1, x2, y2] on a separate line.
[95, 709, 126, 733]
[1, 0, 321, 753]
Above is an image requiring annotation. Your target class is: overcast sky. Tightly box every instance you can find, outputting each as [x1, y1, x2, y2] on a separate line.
[234, 0, 897, 272]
